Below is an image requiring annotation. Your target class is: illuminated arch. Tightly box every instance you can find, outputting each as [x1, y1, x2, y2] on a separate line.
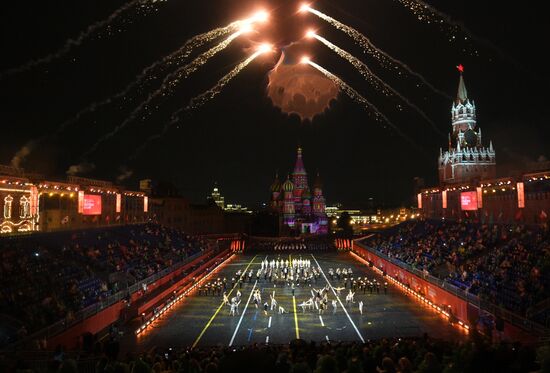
[3, 195, 13, 219]
[20, 196, 30, 218]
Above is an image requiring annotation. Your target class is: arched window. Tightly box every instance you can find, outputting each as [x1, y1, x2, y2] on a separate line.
[20, 196, 30, 218]
[4, 195, 13, 219]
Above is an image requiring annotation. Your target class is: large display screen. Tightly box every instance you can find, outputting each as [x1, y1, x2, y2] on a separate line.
[460, 191, 478, 211]
[83, 194, 102, 215]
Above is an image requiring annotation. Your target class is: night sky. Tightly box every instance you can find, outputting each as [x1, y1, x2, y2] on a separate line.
[1, 0, 548, 208]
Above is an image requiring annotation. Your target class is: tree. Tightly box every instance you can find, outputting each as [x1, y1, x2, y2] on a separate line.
[337, 212, 353, 237]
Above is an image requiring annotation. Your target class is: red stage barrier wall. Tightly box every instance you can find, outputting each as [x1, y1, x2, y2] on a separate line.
[353, 244, 469, 322]
[352, 242, 540, 343]
[137, 250, 230, 315]
[129, 251, 214, 303]
[47, 250, 230, 349]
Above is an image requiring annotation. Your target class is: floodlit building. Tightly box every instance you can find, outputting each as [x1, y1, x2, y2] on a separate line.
[438, 70, 496, 184]
[269, 147, 328, 235]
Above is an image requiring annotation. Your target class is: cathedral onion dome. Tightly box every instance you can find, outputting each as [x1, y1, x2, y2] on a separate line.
[270, 173, 281, 192]
[282, 176, 294, 192]
[302, 188, 311, 199]
[464, 129, 478, 147]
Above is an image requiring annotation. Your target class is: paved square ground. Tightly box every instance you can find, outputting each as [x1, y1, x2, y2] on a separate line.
[123, 252, 465, 351]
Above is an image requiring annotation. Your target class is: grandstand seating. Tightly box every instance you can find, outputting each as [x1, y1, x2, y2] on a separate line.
[0, 224, 208, 344]
[361, 220, 550, 318]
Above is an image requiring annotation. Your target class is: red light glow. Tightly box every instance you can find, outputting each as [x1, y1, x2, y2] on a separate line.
[299, 3, 311, 13]
[251, 10, 269, 23]
[257, 43, 273, 54]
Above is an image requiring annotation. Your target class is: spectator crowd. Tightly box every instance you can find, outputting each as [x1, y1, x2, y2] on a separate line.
[363, 220, 550, 319]
[0, 224, 207, 345]
[9, 334, 545, 373]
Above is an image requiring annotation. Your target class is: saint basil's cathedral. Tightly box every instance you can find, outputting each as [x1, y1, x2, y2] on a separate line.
[269, 148, 328, 235]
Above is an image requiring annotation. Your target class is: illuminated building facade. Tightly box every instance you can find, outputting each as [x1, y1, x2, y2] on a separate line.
[209, 184, 225, 209]
[0, 166, 38, 234]
[0, 165, 149, 235]
[207, 184, 251, 213]
[419, 172, 550, 225]
[439, 70, 496, 184]
[269, 147, 328, 235]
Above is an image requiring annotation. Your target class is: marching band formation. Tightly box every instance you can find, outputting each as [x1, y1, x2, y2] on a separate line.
[198, 256, 389, 320]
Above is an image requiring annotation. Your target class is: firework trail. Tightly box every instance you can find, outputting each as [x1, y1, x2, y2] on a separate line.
[304, 6, 451, 100]
[55, 21, 242, 134]
[129, 48, 266, 160]
[81, 29, 246, 158]
[10, 17, 262, 168]
[311, 32, 443, 136]
[305, 59, 423, 152]
[0, 0, 167, 80]
[395, 0, 513, 62]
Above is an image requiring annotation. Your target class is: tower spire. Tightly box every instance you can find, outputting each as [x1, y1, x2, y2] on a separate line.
[456, 65, 468, 103]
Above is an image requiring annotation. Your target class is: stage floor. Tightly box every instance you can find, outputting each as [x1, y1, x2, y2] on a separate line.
[122, 252, 465, 350]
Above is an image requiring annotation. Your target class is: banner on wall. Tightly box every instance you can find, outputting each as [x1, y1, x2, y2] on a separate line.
[116, 193, 121, 213]
[476, 187, 483, 208]
[78, 191, 85, 214]
[460, 191, 478, 211]
[517, 182, 525, 208]
[82, 194, 102, 215]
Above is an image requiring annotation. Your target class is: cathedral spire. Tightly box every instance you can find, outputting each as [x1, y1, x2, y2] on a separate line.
[293, 147, 306, 175]
[314, 171, 323, 189]
[270, 171, 281, 193]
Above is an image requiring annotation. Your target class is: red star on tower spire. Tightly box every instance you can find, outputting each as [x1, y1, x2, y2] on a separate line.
[456, 64, 464, 73]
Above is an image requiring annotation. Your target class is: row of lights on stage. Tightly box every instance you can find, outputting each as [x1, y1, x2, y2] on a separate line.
[1, 180, 33, 186]
[483, 187, 515, 194]
[45, 192, 75, 198]
[350, 251, 470, 333]
[527, 175, 550, 182]
[135, 253, 234, 336]
[424, 176, 550, 195]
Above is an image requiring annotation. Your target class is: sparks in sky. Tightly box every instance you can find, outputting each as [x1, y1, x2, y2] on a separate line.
[0, 0, 169, 80]
[307, 31, 442, 136]
[303, 57, 423, 152]
[9, 9, 270, 168]
[302, 6, 450, 100]
[81, 29, 250, 158]
[128, 44, 273, 160]
[395, 0, 512, 60]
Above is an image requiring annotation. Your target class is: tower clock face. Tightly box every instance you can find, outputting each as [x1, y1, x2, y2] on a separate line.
[464, 129, 478, 147]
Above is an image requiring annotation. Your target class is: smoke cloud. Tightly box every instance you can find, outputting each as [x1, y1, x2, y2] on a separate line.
[66, 162, 95, 176]
[10, 140, 37, 169]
